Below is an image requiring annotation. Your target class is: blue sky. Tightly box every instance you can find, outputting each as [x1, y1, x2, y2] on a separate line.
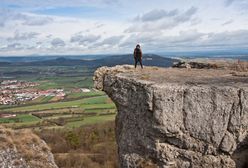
[0, 0, 248, 56]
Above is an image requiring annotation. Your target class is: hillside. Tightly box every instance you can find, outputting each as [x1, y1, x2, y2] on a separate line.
[94, 65, 248, 168]
[0, 126, 58, 168]
[0, 54, 178, 68]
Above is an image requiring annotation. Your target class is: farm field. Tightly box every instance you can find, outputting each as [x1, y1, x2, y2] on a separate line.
[0, 64, 118, 167]
[1, 95, 113, 112]
[0, 94, 116, 129]
[0, 66, 94, 90]
[0, 114, 40, 124]
[0, 65, 117, 130]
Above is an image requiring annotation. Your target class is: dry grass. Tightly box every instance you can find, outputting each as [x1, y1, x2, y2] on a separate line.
[232, 60, 248, 72]
[36, 121, 118, 168]
[140, 74, 150, 80]
[213, 60, 248, 72]
[0, 126, 14, 149]
[0, 126, 56, 168]
[137, 159, 158, 168]
[54, 153, 114, 168]
[230, 71, 248, 77]
[178, 59, 248, 72]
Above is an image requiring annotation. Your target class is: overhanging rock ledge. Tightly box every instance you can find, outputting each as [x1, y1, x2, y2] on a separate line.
[94, 65, 248, 168]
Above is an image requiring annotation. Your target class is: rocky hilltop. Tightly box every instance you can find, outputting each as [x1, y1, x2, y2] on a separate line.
[94, 65, 248, 168]
[0, 126, 58, 168]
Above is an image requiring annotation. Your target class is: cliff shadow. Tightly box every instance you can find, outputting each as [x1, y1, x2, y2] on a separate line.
[232, 136, 248, 168]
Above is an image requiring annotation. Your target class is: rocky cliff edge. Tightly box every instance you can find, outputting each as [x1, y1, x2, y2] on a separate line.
[94, 65, 248, 168]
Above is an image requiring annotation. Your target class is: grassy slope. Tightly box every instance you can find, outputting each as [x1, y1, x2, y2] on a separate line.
[35, 77, 93, 90]
[65, 91, 105, 99]
[1, 95, 114, 113]
[0, 95, 116, 129]
[0, 66, 94, 91]
[0, 114, 40, 123]
[65, 114, 116, 128]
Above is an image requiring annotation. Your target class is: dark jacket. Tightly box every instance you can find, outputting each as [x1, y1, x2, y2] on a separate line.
[134, 48, 142, 59]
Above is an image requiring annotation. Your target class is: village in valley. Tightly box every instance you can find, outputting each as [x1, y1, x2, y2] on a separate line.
[0, 80, 91, 105]
[0, 80, 64, 105]
[0, 77, 114, 128]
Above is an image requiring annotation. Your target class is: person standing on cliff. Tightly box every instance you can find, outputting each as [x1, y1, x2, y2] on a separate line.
[133, 44, 143, 69]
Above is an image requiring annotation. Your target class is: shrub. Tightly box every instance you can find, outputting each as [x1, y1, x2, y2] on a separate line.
[36, 121, 118, 168]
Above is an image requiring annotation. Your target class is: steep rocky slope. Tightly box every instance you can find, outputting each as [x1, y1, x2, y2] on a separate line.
[0, 126, 58, 168]
[94, 65, 248, 168]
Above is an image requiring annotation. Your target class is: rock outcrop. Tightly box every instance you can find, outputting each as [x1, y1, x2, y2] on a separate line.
[173, 59, 248, 72]
[173, 61, 218, 69]
[94, 65, 248, 168]
[0, 126, 58, 168]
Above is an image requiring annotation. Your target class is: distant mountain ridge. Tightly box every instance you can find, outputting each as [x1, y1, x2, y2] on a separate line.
[0, 55, 109, 63]
[0, 54, 178, 68]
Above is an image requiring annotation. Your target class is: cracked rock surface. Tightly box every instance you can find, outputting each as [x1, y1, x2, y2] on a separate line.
[94, 65, 248, 168]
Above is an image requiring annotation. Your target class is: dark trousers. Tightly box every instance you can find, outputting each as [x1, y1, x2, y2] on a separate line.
[134, 57, 143, 68]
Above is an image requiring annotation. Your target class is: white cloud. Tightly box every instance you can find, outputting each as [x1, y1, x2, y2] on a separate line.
[98, 35, 123, 46]
[0, 8, 54, 27]
[119, 29, 248, 52]
[7, 31, 39, 41]
[22, 15, 53, 26]
[1, 43, 23, 51]
[51, 38, 66, 47]
[0, 0, 120, 9]
[224, 0, 248, 10]
[70, 33, 101, 45]
[222, 20, 234, 26]
[174, 7, 198, 23]
[135, 9, 179, 22]
[125, 7, 198, 33]
[225, 0, 235, 6]
[0, 8, 26, 27]
[1, 0, 248, 55]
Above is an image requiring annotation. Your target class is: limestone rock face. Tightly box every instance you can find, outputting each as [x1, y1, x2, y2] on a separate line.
[94, 65, 248, 168]
[0, 127, 58, 168]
